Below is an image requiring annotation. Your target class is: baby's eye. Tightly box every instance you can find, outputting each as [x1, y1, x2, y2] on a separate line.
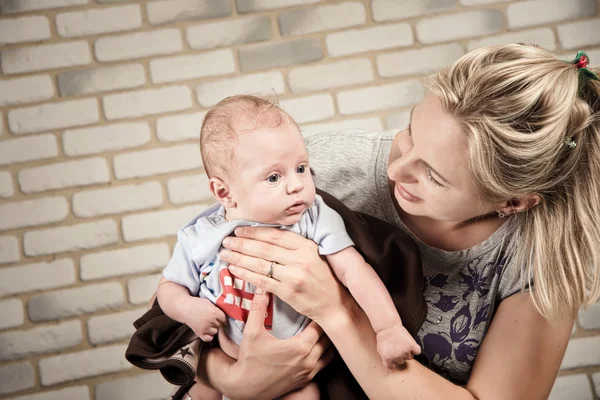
[267, 174, 280, 183]
[297, 164, 306, 174]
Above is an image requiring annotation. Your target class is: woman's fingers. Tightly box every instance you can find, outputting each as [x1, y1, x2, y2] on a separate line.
[244, 290, 272, 334]
[220, 249, 274, 277]
[222, 236, 297, 266]
[234, 226, 308, 250]
[229, 264, 283, 295]
[311, 345, 336, 379]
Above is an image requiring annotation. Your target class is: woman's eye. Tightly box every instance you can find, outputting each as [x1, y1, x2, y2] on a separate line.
[267, 174, 280, 183]
[426, 168, 443, 188]
[297, 165, 306, 174]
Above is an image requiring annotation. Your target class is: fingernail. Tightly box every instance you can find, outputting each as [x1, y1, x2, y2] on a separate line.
[235, 227, 246, 236]
[228, 265, 239, 273]
[255, 288, 264, 294]
[222, 238, 231, 247]
[220, 250, 230, 260]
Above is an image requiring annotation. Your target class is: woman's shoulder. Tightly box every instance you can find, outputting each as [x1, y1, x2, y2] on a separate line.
[305, 128, 397, 151]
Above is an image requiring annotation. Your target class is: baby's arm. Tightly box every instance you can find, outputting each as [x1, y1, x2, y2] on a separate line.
[157, 277, 226, 342]
[326, 247, 421, 368]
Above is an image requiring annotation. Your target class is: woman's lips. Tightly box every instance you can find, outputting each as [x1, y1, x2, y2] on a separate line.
[395, 184, 421, 202]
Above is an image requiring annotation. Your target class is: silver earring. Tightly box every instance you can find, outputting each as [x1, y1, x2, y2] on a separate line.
[498, 211, 505, 219]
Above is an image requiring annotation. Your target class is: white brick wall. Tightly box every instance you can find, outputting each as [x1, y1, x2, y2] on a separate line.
[103, 86, 192, 120]
[80, 242, 170, 280]
[0, 1, 598, 398]
[0, 16, 51, 45]
[28, 282, 125, 322]
[18, 158, 110, 193]
[0, 259, 75, 297]
[56, 5, 142, 37]
[8, 98, 99, 135]
[63, 122, 150, 156]
[0, 320, 82, 362]
[1, 41, 91, 74]
[39, 344, 132, 386]
[24, 219, 118, 256]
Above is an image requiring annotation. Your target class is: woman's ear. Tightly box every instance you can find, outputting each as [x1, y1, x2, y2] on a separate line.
[209, 177, 236, 208]
[496, 194, 541, 216]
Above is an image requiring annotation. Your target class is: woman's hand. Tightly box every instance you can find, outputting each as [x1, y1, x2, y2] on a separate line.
[220, 226, 350, 323]
[207, 289, 334, 400]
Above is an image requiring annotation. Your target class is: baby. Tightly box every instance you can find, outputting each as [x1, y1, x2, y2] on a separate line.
[157, 95, 420, 400]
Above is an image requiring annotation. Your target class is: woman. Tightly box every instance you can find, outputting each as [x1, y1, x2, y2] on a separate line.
[192, 44, 600, 399]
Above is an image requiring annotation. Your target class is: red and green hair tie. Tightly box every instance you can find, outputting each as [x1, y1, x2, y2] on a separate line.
[569, 51, 598, 82]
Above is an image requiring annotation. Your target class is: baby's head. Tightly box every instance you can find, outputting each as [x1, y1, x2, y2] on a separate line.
[201, 94, 316, 225]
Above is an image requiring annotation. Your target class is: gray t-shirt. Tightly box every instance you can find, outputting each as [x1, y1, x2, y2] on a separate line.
[306, 129, 522, 384]
[162, 194, 354, 345]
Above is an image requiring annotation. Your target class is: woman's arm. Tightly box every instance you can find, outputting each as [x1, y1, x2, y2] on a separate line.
[222, 226, 574, 399]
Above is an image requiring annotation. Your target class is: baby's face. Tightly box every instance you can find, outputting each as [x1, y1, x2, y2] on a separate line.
[227, 122, 316, 225]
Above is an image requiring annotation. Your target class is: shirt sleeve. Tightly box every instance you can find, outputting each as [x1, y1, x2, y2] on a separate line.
[310, 195, 355, 255]
[162, 229, 202, 296]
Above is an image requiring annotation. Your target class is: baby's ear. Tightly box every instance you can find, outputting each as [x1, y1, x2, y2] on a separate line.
[208, 177, 236, 208]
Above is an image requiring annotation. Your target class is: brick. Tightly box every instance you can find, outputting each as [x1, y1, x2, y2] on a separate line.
[81, 243, 169, 280]
[24, 219, 118, 257]
[326, 23, 413, 57]
[63, 122, 150, 156]
[87, 307, 146, 345]
[127, 273, 162, 305]
[1, 41, 91, 75]
[96, 0, 128, 2]
[0, 0, 87, 13]
[95, 29, 182, 62]
[156, 111, 207, 142]
[196, 72, 285, 107]
[122, 205, 204, 242]
[0, 259, 75, 297]
[103, 86, 192, 120]
[377, 43, 464, 78]
[29, 282, 124, 322]
[0, 236, 19, 264]
[74, 182, 162, 218]
[0, 134, 58, 166]
[58, 64, 146, 97]
[461, 0, 510, 3]
[417, 10, 504, 45]
[280, 94, 335, 124]
[167, 174, 211, 204]
[148, 0, 231, 25]
[560, 336, 600, 369]
[0, 171, 13, 198]
[0, 196, 67, 232]
[508, 0, 597, 29]
[338, 80, 424, 115]
[95, 371, 173, 400]
[56, 5, 141, 37]
[386, 110, 411, 130]
[7, 386, 90, 400]
[236, 0, 319, 13]
[18, 158, 109, 194]
[301, 117, 383, 138]
[279, 2, 365, 36]
[468, 28, 555, 51]
[0, 362, 34, 395]
[8, 98, 99, 135]
[0, 16, 50, 45]
[240, 38, 322, 73]
[371, 0, 456, 22]
[114, 144, 201, 180]
[187, 15, 271, 50]
[0, 113, 4, 135]
[0, 74, 54, 107]
[289, 58, 373, 93]
[579, 302, 600, 330]
[0, 320, 82, 362]
[39, 344, 132, 386]
[558, 19, 600, 50]
[549, 374, 592, 400]
[0, 299, 24, 330]
[150, 49, 235, 84]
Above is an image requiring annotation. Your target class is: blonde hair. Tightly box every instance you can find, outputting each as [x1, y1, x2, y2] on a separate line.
[427, 44, 600, 318]
[200, 94, 294, 179]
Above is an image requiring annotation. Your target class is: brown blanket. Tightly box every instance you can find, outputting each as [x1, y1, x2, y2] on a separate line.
[125, 189, 426, 399]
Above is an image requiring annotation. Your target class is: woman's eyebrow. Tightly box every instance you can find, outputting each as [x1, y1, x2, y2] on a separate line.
[410, 105, 452, 185]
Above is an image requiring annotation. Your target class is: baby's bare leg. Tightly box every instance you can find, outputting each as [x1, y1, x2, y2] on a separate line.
[279, 382, 320, 400]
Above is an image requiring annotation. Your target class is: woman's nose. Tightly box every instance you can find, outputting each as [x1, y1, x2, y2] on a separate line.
[388, 156, 418, 183]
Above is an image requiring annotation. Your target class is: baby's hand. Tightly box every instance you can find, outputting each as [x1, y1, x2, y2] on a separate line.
[376, 324, 421, 369]
[185, 297, 227, 342]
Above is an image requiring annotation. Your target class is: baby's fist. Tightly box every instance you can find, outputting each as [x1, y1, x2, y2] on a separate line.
[185, 297, 227, 342]
[376, 324, 421, 369]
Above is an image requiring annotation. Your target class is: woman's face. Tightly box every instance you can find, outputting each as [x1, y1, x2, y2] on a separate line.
[388, 92, 496, 222]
